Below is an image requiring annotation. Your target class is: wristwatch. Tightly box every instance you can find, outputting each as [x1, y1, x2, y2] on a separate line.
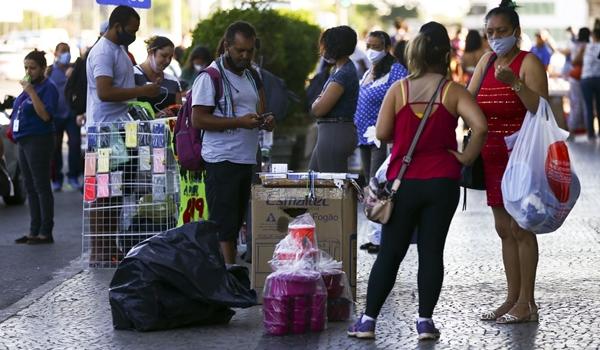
[511, 79, 524, 92]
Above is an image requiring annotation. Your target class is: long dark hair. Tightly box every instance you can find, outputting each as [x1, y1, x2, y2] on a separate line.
[369, 31, 395, 80]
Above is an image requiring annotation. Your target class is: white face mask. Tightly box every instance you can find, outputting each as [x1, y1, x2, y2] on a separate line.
[194, 64, 205, 72]
[366, 49, 386, 64]
[488, 29, 518, 56]
[322, 55, 336, 65]
[149, 54, 162, 73]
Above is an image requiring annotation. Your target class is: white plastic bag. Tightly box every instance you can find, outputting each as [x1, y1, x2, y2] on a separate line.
[501, 98, 580, 234]
[363, 126, 381, 148]
[374, 154, 391, 184]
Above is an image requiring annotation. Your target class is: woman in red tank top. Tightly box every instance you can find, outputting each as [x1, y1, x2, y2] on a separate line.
[347, 22, 487, 341]
[469, 1, 559, 324]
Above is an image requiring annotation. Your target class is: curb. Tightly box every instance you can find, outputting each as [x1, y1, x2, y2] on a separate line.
[0, 256, 84, 323]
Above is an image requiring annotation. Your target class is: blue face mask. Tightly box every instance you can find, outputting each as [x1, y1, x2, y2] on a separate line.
[57, 52, 71, 65]
[488, 30, 517, 56]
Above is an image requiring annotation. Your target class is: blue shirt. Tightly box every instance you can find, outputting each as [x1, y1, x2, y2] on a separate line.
[48, 65, 71, 119]
[530, 44, 552, 66]
[321, 60, 359, 120]
[11, 78, 58, 140]
[354, 63, 408, 145]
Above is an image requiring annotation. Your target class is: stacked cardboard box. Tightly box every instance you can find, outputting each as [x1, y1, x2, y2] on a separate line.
[251, 180, 357, 300]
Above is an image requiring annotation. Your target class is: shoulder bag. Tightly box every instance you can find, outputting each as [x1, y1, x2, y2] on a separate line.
[364, 77, 446, 224]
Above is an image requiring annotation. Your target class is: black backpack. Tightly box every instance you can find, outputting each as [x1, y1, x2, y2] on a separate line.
[65, 53, 88, 116]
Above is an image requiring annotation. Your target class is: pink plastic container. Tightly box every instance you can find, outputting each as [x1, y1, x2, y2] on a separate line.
[290, 321, 308, 334]
[327, 297, 352, 321]
[267, 272, 320, 297]
[291, 300, 309, 325]
[310, 316, 326, 332]
[275, 248, 318, 265]
[321, 271, 345, 299]
[264, 321, 288, 336]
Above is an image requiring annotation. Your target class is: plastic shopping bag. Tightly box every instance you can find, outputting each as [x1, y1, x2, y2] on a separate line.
[374, 154, 391, 184]
[501, 98, 580, 234]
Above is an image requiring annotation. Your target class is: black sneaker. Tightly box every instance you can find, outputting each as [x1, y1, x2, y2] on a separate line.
[367, 245, 380, 254]
[359, 242, 375, 250]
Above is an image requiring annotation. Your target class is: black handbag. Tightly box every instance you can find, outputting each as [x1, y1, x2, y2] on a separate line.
[459, 129, 485, 190]
[459, 53, 496, 209]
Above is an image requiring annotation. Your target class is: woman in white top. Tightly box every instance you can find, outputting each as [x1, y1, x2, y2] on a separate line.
[134, 36, 182, 113]
[579, 28, 600, 140]
[567, 27, 590, 138]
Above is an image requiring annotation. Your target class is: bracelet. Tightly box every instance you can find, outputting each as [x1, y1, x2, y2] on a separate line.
[511, 79, 524, 92]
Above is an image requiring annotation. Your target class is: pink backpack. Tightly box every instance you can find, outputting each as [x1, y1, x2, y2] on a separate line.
[173, 67, 222, 172]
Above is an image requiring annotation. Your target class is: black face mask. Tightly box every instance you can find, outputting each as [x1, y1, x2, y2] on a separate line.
[117, 27, 136, 46]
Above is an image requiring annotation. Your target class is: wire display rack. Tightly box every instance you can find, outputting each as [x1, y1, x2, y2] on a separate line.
[82, 118, 179, 268]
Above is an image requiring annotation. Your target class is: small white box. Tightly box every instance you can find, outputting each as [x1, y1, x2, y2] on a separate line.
[270, 163, 288, 173]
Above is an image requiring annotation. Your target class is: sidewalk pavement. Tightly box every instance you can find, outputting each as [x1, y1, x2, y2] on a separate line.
[0, 140, 599, 350]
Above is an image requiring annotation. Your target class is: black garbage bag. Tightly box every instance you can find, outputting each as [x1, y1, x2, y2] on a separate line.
[109, 221, 257, 331]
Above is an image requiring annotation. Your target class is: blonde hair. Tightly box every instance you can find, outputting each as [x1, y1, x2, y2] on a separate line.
[406, 32, 450, 79]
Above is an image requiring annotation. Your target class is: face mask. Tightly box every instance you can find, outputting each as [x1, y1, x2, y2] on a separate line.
[322, 55, 336, 65]
[117, 27, 136, 46]
[57, 52, 71, 65]
[193, 64, 205, 72]
[366, 49, 386, 64]
[488, 30, 517, 56]
[149, 54, 162, 73]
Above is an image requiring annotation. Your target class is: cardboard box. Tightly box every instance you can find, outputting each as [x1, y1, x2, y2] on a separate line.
[251, 182, 357, 300]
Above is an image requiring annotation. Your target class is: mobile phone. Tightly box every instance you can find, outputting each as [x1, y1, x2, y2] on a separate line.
[259, 112, 273, 119]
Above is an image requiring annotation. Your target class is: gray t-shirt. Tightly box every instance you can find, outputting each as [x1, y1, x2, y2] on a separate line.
[321, 60, 359, 121]
[191, 61, 260, 164]
[86, 37, 135, 125]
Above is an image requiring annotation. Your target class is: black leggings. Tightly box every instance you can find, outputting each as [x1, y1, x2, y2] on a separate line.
[365, 178, 459, 318]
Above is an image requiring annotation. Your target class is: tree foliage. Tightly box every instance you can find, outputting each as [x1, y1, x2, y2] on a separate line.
[190, 8, 321, 95]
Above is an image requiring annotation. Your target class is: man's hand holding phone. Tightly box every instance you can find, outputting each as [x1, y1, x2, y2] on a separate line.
[259, 112, 275, 131]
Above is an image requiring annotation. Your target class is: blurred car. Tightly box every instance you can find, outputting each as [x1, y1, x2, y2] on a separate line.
[0, 48, 26, 81]
[0, 95, 26, 205]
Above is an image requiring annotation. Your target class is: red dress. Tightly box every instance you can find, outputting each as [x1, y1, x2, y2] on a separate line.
[476, 50, 529, 207]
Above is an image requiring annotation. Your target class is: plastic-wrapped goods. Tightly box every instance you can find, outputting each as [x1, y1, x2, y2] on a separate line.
[501, 98, 580, 234]
[269, 213, 319, 271]
[317, 251, 353, 321]
[263, 270, 328, 335]
[287, 213, 317, 247]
